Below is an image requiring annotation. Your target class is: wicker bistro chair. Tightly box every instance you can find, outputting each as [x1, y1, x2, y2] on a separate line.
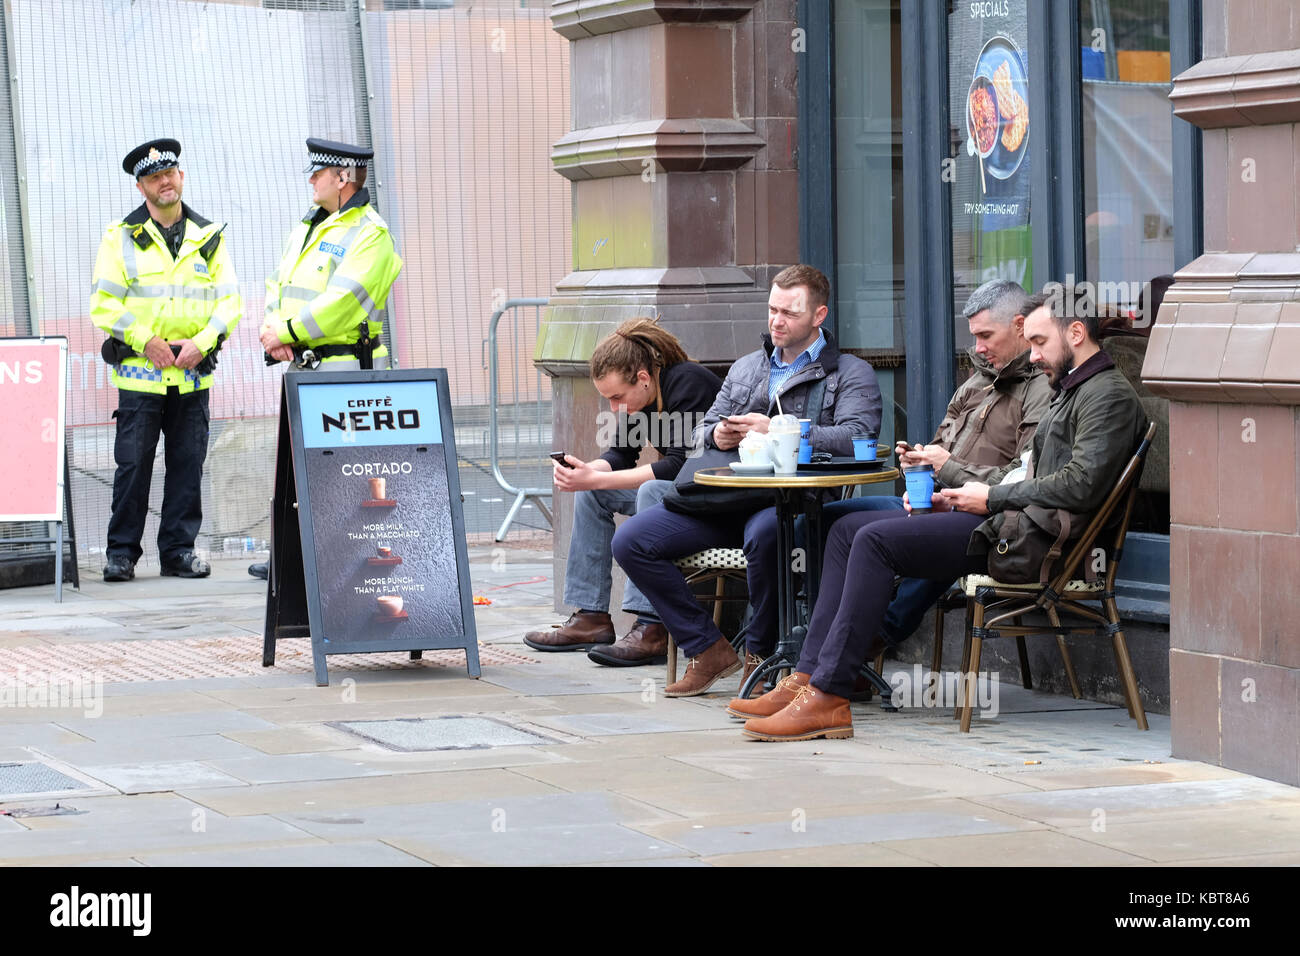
[952, 421, 1158, 733]
[666, 548, 749, 684]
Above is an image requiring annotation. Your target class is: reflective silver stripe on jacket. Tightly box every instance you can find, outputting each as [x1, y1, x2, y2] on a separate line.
[128, 283, 237, 301]
[93, 278, 129, 298]
[296, 307, 327, 340]
[120, 228, 140, 285]
[327, 275, 379, 321]
[111, 310, 138, 337]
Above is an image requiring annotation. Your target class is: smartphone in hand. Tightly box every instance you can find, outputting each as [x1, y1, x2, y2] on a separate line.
[550, 451, 576, 469]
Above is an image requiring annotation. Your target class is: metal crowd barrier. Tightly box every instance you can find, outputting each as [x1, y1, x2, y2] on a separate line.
[485, 298, 553, 542]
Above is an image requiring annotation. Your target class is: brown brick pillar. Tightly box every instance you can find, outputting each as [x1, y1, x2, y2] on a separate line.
[1146, 0, 1300, 785]
[538, 0, 799, 620]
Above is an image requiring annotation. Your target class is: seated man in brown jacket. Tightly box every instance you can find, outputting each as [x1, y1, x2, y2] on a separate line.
[797, 279, 1051, 659]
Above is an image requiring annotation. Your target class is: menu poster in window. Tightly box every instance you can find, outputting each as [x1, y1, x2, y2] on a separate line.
[950, 2, 1031, 234]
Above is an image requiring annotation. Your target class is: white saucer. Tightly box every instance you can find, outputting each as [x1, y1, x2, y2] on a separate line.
[730, 462, 775, 475]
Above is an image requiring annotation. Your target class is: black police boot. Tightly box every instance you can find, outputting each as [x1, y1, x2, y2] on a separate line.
[103, 556, 136, 582]
[161, 551, 211, 578]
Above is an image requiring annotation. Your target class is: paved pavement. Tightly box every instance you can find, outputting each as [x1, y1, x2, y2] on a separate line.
[1, 545, 1298, 867]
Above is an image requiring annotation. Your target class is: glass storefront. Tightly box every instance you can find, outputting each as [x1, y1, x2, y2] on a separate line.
[832, 0, 903, 448]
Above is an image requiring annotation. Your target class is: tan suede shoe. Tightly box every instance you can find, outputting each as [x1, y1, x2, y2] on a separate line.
[742, 684, 853, 741]
[523, 610, 615, 652]
[664, 637, 742, 698]
[726, 671, 810, 719]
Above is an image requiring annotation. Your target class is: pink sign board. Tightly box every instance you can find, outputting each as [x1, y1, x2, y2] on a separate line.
[0, 337, 67, 521]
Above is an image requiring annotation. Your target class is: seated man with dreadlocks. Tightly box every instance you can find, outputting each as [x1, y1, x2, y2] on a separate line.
[523, 319, 722, 667]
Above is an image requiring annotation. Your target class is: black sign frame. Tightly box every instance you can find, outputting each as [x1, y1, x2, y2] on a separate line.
[261, 368, 481, 685]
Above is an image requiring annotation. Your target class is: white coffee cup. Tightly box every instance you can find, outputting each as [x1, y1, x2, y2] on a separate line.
[768, 414, 801, 475]
[377, 594, 403, 617]
[738, 431, 772, 466]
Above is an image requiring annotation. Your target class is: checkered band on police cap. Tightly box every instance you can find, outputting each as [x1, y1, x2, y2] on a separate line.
[122, 138, 181, 178]
[303, 137, 374, 173]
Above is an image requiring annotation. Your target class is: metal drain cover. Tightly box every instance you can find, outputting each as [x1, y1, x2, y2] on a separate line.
[0, 762, 94, 801]
[331, 716, 554, 752]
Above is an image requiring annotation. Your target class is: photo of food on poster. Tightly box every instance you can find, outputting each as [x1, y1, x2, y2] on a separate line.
[297, 380, 465, 645]
[949, 1, 1030, 233]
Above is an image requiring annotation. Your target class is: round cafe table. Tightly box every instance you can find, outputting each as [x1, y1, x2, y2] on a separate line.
[693, 462, 900, 700]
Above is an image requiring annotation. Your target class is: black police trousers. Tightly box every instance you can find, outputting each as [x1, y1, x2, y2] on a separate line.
[106, 386, 210, 565]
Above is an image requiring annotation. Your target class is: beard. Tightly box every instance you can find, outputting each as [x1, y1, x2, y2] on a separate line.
[1043, 345, 1076, 386]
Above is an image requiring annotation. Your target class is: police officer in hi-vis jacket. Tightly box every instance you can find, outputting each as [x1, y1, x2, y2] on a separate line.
[250, 138, 403, 580]
[91, 138, 241, 582]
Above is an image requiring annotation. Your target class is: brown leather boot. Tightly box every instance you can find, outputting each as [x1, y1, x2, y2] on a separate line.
[523, 610, 615, 652]
[587, 620, 668, 667]
[743, 684, 853, 741]
[739, 652, 766, 693]
[726, 671, 810, 719]
[664, 637, 742, 698]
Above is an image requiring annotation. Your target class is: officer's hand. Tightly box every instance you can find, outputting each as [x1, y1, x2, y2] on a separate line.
[266, 343, 295, 362]
[170, 339, 202, 370]
[260, 323, 286, 354]
[143, 336, 174, 369]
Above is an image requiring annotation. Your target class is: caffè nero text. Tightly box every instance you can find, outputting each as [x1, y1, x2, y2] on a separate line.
[323, 396, 420, 433]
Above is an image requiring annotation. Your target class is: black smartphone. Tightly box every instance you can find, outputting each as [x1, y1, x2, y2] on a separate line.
[550, 451, 576, 469]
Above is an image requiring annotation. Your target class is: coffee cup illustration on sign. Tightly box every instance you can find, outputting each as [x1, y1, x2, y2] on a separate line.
[377, 594, 404, 617]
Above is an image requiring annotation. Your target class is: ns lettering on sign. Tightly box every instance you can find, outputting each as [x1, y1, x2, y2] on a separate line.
[0, 360, 43, 384]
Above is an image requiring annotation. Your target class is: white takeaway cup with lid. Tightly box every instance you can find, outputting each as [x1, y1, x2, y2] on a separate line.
[768, 414, 801, 475]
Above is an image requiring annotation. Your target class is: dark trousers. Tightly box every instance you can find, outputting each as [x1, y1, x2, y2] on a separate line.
[819, 496, 962, 647]
[612, 503, 779, 658]
[796, 509, 988, 698]
[107, 387, 210, 564]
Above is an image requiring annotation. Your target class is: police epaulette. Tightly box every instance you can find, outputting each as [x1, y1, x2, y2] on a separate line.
[199, 224, 226, 262]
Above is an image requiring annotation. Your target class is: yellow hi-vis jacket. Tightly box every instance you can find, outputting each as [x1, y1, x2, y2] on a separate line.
[265, 189, 402, 368]
[90, 204, 241, 394]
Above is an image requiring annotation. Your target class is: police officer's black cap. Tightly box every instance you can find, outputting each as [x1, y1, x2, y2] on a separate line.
[304, 138, 374, 173]
[123, 138, 181, 179]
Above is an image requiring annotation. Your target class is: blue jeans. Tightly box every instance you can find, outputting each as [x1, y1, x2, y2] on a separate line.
[815, 495, 959, 647]
[562, 479, 675, 618]
[107, 386, 210, 564]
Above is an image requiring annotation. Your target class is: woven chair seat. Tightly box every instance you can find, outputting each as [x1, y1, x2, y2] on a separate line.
[963, 574, 1105, 596]
[673, 548, 748, 571]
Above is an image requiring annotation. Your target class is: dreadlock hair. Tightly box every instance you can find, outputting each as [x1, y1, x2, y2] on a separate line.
[590, 318, 690, 412]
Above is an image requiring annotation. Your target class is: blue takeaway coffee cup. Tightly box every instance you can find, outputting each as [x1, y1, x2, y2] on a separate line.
[852, 434, 878, 461]
[796, 419, 814, 464]
[903, 464, 935, 514]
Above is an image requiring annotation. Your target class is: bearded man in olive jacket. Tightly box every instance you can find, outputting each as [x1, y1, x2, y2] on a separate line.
[806, 279, 1051, 657]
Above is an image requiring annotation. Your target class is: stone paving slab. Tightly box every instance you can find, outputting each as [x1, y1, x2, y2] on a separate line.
[136, 841, 432, 867]
[1055, 804, 1300, 862]
[180, 769, 564, 817]
[387, 824, 691, 866]
[55, 710, 278, 740]
[0, 812, 318, 864]
[205, 752, 395, 786]
[76, 761, 250, 794]
[880, 828, 1152, 866]
[222, 725, 362, 755]
[273, 791, 681, 843]
[37, 733, 267, 767]
[700, 843, 931, 867]
[969, 777, 1300, 827]
[631, 800, 1038, 857]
